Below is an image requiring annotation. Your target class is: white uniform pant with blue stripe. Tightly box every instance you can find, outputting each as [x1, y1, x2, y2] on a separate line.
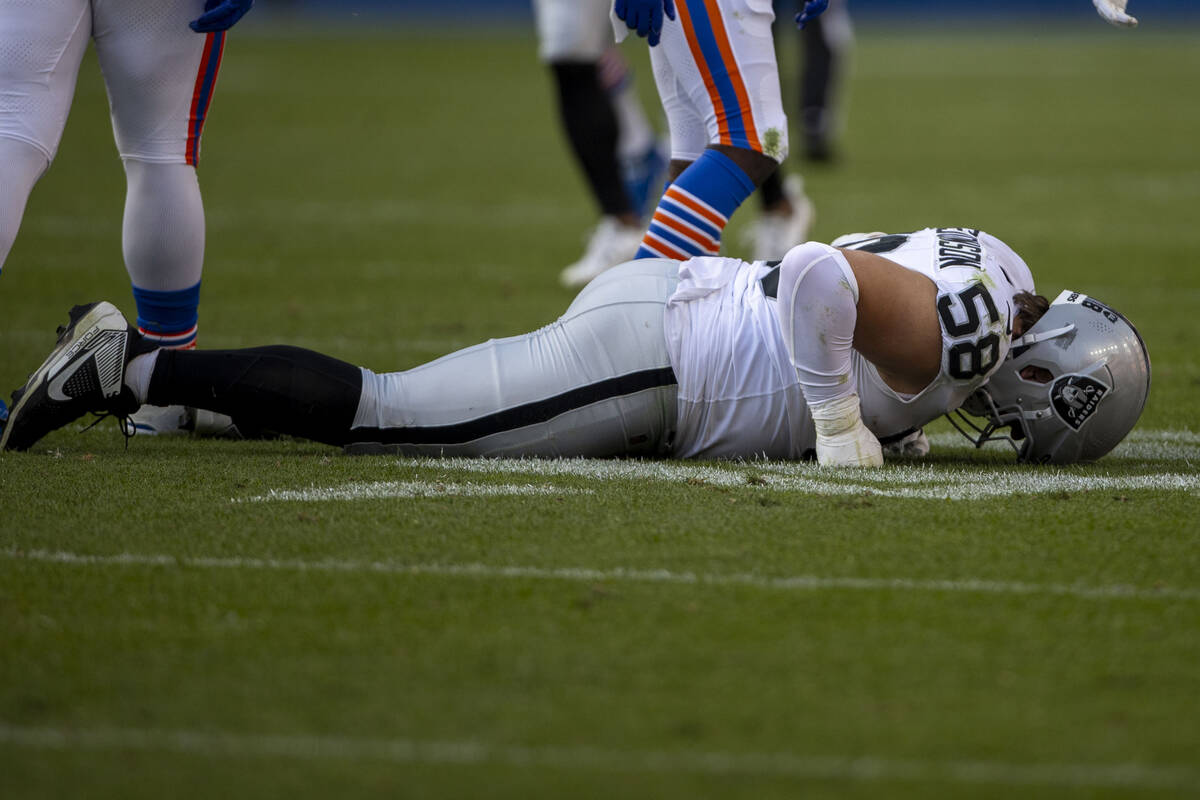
[0, 0, 224, 164]
[352, 260, 681, 458]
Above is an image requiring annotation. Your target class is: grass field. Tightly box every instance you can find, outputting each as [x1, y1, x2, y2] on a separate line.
[1, 21, 1199, 798]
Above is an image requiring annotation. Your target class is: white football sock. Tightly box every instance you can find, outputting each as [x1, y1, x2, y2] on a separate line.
[125, 351, 161, 405]
[121, 159, 205, 291]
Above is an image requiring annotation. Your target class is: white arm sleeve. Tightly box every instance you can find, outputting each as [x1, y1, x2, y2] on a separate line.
[774, 242, 882, 467]
[775, 242, 860, 407]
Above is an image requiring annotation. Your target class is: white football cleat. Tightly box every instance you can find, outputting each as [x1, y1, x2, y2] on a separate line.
[882, 428, 930, 459]
[193, 409, 242, 438]
[809, 393, 884, 467]
[2, 302, 150, 451]
[559, 216, 646, 289]
[744, 175, 816, 261]
[129, 403, 241, 438]
[129, 404, 192, 435]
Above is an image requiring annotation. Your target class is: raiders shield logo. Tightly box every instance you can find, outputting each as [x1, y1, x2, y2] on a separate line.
[1050, 374, 1110, 430]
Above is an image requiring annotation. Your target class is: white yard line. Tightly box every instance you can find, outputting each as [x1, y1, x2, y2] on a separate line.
[369, 457, 1200, 501]
[926, 429, 1200, 463]
[0, 723, 1195, 790]
[239, 481, 588, 502]
[5, 549, 1196, 601]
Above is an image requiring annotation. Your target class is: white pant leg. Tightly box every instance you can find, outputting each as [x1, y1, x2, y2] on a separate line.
[820, 0, 854, 55]
[92, 1, 215, 296]
[0, 138, 50, 271]
[652, 0, 788, 162]
[532, 0, 613, 62]
[353, 259, 681, 458]
[92, 0, 220, 164]
[0, 0, 91, 270]
[0, 0, 91, 159]
[650, 42, 708, 163]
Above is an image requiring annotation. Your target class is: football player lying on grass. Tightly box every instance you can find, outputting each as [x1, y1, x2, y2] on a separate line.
[2, 228, 1150, 465]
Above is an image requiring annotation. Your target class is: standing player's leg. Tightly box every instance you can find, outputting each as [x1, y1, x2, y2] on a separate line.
[746, 167, 815, 261]
[0, 0, 93, 272]
[91, 0, 232, 435]
[535, 0, 665, 288]
[636, 0, 788, 261]
[549, 54, 646, 287]
[0, 0, 93, 428]
[0, 138, 51, 271]
[603, 48, 667, 221]
[799, 0, 851, 162]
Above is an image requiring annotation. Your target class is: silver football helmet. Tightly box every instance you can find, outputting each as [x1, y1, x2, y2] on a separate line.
[949, 290, 1150, 463]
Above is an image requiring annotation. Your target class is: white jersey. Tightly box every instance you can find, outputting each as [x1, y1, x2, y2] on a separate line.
[665, 228, 1035, 459]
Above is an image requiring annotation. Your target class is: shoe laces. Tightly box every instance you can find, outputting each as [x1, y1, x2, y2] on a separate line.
[80, 409, 137, 449]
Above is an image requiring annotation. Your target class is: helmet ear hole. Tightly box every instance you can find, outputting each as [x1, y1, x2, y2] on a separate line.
[1019, 365, 1054, 384]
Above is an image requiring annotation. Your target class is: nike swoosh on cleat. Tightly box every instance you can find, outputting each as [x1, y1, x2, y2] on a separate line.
[47, 351, 99, 403]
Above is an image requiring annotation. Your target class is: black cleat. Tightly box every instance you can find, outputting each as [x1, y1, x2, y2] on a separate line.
[1, 302, 154, 452]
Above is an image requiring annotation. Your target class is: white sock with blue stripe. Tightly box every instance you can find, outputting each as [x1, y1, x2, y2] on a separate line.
[122, 159, 205, 350]
[132, 282, 201, 350]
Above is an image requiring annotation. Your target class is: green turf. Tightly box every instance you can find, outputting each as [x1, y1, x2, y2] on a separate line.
[1, 24, 1199, 798]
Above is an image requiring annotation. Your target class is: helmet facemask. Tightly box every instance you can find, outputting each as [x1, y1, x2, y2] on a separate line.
[947, 388, 1027, 460]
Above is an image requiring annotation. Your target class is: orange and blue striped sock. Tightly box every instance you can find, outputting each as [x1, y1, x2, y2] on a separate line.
[636, 149, 755, 260]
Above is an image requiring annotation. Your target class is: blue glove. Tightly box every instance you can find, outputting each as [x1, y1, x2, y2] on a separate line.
[189, 0, 254, 33]
[795, 0, 828, 29]
[614, 0, 676, 47]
